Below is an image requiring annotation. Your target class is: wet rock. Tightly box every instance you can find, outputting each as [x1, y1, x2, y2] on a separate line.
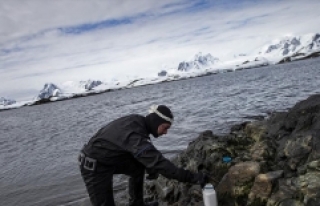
[216, 161, 260, 204]
[284, 135, 312, 171]
[297, 172, 320, 203]
[307, 160, 320, 171]
[250, 140, 276, 163]
[267, 178, 300, 206]
[244, 121, 267, 142]
[248, 170, 284, 203]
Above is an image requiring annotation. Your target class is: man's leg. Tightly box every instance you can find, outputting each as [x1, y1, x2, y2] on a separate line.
[80, 167, 116, 206]
[128, 166, 145, 206]
[114, 157, 145, 206]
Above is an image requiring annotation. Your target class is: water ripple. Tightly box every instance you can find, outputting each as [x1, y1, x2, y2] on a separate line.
[1, 58, 320, 206]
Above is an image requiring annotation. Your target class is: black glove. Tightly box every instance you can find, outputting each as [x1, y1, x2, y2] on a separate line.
[146, 168, 159, 180]
[193, 172, 209, 188]
[146, 173, 159, 180]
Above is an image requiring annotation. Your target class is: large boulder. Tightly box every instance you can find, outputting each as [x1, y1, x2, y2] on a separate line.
[248, 170, 284, 204]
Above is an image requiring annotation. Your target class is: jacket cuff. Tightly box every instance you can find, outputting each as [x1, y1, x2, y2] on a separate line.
[178, 168, 197, 183]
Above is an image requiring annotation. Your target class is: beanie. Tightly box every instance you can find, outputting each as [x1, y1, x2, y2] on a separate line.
[145, 105, 174, 138]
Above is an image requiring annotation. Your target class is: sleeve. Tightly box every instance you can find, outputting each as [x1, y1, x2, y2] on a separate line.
[126, 133, 197, 183]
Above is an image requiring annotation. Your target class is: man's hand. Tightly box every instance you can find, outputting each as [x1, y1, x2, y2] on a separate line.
[194, 172, 209, 188]
[146, 173, 159, 180]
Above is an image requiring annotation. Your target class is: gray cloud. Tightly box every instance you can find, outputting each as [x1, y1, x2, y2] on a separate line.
[1, 0, 320, 100]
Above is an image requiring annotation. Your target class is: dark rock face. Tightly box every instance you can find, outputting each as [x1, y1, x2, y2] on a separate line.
[178, 61, 194, 71]
[82, 80, 102, 90]
[158, 70, 167, 77]
[177, 53, 219, 71]
[145, 94, 320, 206]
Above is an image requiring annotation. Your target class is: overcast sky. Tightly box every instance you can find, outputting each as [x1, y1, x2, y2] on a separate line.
[1, 0, 320, 100]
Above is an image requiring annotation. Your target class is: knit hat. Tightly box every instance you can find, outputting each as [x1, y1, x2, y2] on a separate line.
[145, 105, 174, 138]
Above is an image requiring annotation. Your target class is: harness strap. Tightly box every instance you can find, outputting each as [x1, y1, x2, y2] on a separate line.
[134, 145, 153, 158]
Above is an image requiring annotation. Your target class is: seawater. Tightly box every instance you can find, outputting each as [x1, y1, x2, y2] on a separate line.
[1, 58, 320, 206]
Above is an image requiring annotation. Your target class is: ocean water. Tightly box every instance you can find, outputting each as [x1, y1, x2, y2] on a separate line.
[1, 58, 320, 206]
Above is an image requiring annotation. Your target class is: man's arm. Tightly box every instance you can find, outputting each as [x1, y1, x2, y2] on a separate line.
[126, 133, 206, 184]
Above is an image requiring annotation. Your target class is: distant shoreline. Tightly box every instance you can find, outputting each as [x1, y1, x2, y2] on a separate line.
[1, 53, 319, 112]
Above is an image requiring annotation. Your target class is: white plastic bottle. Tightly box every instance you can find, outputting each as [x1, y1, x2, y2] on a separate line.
[202, 183, 218, 206]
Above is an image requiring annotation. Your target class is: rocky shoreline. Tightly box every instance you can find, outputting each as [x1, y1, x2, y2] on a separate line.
[143, 94, 320, 206]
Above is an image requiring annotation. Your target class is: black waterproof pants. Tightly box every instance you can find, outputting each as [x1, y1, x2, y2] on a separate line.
[80, 155, 145, 206]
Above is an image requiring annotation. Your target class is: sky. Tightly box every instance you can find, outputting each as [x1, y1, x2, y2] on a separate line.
[0, 0, 320, 101]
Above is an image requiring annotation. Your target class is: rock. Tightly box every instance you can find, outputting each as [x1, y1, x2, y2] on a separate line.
[158, 70, 167, 77]
[230, 122, 250, 133]
[279, 56, 292, 64]
[267, 178, 300, 206]
[79, 80, 102, 90]
[250, 140, 276, 163]
[297, 172, 320, 202]
[144, 94, 320, 206]
[153, 179, 174, 200]
[244, 121, 267, 142]
[284, 135, 313, 170]
[307, 160, 320, 171]
[216, 161, 260, 198]
[248, 170, 284, 203]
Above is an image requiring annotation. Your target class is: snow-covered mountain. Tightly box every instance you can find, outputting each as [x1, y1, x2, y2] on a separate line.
[235, 56, 269, 70]
[177, 52, 220, 71]
[32, 80, 104, 103]
[2, 33, 320, 111]
[259, 33, 320, 63]
[0, 97, 16, 106]
[78, 80, 102, 90]
[63, 79, 103, 90]
[61, 80, 103, 93]
[36, 83, 61, 100]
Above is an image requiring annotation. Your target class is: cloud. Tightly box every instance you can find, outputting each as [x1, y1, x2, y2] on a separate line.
[0, 0, 186, 42]
[1, 0, 320, 100]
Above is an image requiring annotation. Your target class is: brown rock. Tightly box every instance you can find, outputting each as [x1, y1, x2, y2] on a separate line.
[244, 122, 267, 142]
[248, 170, 284, 203]
[216, 161, 260, 196]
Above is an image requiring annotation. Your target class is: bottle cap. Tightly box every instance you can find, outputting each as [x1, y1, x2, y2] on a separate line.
[203, 183, 214, 189]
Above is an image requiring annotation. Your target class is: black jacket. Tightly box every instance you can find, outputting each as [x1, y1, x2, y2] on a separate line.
[82, 114, 196, 183]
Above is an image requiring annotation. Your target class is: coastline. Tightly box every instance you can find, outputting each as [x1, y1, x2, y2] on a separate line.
[1, 54, 319, 112]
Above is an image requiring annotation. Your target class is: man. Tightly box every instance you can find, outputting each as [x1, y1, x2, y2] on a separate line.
[79, 105, 208, 206]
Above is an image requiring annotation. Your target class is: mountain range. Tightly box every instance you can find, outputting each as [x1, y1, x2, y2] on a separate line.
[1, 33, 320, 110]
[259, 33, 320, 63]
